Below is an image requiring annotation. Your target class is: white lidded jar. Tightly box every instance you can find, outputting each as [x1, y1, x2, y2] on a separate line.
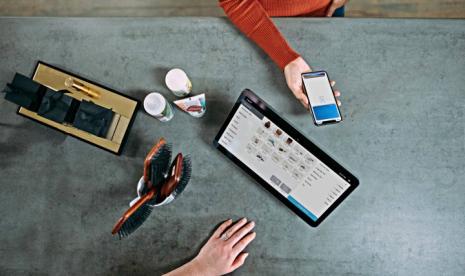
[165, 68, 192, 97]
[143, 92, 174, 122]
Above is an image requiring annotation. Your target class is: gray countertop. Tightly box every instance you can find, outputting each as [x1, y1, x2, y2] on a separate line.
[0, 17, 464, 275]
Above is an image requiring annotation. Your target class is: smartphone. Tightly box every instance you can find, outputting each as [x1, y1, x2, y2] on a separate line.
[302, 71, 342, 126]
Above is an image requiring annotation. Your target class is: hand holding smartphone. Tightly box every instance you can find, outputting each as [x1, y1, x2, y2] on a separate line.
[302, 71, 342, 126]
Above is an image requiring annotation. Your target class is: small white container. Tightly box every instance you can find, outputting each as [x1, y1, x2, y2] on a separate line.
[129, 177, 174, 208]
[143, 92, 174, 122]
[165, 68, 192, 97]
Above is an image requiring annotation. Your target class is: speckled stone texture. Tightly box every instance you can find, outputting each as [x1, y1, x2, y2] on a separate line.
[0, 17, 464, 275]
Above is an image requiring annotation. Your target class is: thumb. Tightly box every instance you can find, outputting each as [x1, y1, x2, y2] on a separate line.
[230, 252, 249, 271]
[326, 4, 337, 17]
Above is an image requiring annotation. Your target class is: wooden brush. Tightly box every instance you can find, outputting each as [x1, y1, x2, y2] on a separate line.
[156, 153, 191, 204]
[143, 138, 171, 195]
[112, 138, 172, 238]
[111, 139, 191, 239]
[111, 189, 156, 239]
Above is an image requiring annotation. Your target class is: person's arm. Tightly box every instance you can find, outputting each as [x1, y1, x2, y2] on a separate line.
[219, 0, 300, 70]
[219, 0, 311, 108]
[164, 218, 256, 276]
[219, 0, 342, 109]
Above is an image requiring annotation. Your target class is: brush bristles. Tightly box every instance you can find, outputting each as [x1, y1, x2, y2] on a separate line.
[147, 143, 172, 205]
[171, 155, 192, 199]
[143, 143, 171, 196]
[118, 203, 153, 239]
[116, 145, 190, 239]
[152, 143, 172, 181]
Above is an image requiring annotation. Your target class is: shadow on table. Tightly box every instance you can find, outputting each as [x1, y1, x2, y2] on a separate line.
[153, 67, 170, 89]
[267, 66, 310, 117]
[197, 92, 235, 147]
[0, 120, 67, 169]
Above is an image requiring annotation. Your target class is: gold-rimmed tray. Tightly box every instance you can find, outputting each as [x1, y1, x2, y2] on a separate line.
[17, 61, 139, 155]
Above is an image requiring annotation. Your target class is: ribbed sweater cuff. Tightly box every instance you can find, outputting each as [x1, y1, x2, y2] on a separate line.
[220, 0, 301, 69]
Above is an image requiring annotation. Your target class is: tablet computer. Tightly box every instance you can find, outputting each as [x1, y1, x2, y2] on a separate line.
[213, 89, 359, 227]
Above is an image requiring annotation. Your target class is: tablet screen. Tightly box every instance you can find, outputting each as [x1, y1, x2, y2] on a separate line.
[218, 100, 351, 222]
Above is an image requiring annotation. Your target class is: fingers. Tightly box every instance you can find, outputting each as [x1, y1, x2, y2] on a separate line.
[332, 83, 341, 106]
[221, 217, 247, 240]
[212, 219, 233, 239]
[227, 221, 255, 246]
[326, 4, 337, 17]
[232, 231, 256, 255]
[230, 252, 249, 271]
[333, 88, 342, 106]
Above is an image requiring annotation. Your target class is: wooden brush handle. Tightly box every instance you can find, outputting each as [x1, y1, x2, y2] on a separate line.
[158, 153, 183, 202]
[111, 188, 156, 235]
[143, 138, 166, 185]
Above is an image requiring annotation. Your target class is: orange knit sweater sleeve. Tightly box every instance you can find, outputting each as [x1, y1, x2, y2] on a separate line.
[219, 0, 301, 69]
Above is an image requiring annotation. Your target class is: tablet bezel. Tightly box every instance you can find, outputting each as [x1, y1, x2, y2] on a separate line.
[213, 89, 359, 227]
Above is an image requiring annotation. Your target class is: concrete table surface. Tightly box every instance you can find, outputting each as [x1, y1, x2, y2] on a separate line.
[0, 17, 464, 275]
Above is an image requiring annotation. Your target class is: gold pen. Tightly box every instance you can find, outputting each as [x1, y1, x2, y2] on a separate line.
[65, 77, 100, 98]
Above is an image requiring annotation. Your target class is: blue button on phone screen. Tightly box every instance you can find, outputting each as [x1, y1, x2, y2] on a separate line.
[313, 104, 340, 121]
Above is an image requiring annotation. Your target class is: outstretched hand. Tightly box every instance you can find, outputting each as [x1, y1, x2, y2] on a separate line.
[193, 218, 256, 275]
[284, 57, 341, 109]
[165, 218, 256, 276]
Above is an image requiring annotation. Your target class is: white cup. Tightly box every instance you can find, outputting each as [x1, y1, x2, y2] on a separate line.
[165, 68, 192, 97]
[143, 92, 174, 122]
[129, 177, 174, 207]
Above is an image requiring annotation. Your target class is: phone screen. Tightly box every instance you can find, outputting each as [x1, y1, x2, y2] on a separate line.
[302, 71, 342, 125]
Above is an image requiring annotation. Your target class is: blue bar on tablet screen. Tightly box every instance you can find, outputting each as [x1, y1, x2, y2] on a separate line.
[313, 104, 339, 121]
[288, 196, 318, 221]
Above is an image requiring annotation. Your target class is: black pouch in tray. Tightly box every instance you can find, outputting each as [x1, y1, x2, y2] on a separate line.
[3, 73, 46, 111]
[73, 101, 114, 138]
[37, 89, 80, 124]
